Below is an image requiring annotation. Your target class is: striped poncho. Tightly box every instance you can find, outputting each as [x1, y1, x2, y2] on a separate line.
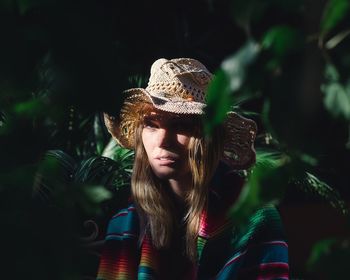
[97, 166, 289, 279]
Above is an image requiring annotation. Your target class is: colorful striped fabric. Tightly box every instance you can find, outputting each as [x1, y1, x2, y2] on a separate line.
[97, 167, 289, 279]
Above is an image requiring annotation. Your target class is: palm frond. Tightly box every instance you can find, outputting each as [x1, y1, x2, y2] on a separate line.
[294, 172, 349, 215]
[254, 148, 286, 169]
[102, 139, 134, 171]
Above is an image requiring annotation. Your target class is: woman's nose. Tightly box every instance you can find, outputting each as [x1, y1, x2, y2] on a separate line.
[157, 128, 172, 148]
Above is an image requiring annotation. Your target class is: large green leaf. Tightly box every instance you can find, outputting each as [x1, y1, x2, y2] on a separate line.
[205, 40, 260, 133]
[229, 150, 288, 225]
[320, 0, 350, 37]
[262, 25, 304, 57]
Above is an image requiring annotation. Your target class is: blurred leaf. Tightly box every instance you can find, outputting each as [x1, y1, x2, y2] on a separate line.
[34, 150, 131, 216]
[320, 0, 350, 37]
[255, 149, 286, 169]
[324, 63, 339, 81]
[221, 40, 260, 92]
[13, 98, 46, 118]
[300, 153, 318, 166]
[231, 0, 269, 32]
[205, 40, 260, 133]
[0, 165, 37, 189]
[128, 74, 148, 88]
[204, 69, 231, 131]
[322, 64, 350, 120]
[229, 152, 288, 225]
[34, 150, 76, 200]
[308, 238, 338, 267]
[82, 185, 112, 204]
[325, 29, 350, 49]
[94, 113, 105, 155]
[262, 25, 304, 57]
[308, 238, 350, 279]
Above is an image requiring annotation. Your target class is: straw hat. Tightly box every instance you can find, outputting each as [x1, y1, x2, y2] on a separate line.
[104, 58, 257, 169]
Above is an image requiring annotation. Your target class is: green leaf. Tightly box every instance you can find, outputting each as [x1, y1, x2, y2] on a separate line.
[81, 184, 112, 204]
[322, 64, 350, 120]
[205, 40, 260, 134]
[255, 149, 286, 169]
[321, 0, 350, 37]
[324, 63, 340, 82]
[75, 184, 113, 215]
[300, 172, 349, 214]
[308, 238, 338, 268]
[262, 25, 303, 57]
[204, 69, 231, 132]
[102, 139, 134, 171]
[322, 82, 350, 120]
[221, 40, 260, 92]
[229, 158, 288, 225]
[231, 0, 269, 31]
[307, 238, 350, 279]
[13, 99, 45, 117]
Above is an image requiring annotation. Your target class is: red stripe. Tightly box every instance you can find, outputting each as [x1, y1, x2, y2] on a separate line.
[239, 262, 289, 279]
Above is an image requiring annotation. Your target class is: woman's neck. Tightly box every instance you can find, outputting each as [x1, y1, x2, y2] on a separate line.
[167, 174, 192, 201]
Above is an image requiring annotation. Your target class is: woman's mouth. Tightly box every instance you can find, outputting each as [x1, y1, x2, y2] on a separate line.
[155, 157, 177, 165]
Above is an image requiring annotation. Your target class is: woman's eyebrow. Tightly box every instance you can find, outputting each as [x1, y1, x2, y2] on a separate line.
[143, 113, 160, 120]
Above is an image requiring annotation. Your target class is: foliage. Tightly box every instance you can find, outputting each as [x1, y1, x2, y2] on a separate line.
[307, 237, 350, 279]
[1, 0, 350, 278]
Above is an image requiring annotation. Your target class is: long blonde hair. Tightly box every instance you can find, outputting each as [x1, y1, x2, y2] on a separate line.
[131, 105, 224, 261]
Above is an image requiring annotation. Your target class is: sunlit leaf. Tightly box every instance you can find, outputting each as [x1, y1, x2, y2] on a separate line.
[102, 139, 134, 171]
[325, 29, 350, 49]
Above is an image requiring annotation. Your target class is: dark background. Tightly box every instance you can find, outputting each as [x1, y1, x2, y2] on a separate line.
[1, 0, 350, 279]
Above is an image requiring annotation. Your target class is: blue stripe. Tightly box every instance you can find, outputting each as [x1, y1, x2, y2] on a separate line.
[242, 242, 288, 268]
[215, 241, 288, 279]
[105, 205, 139, 241]
[138, 266, 157, 280]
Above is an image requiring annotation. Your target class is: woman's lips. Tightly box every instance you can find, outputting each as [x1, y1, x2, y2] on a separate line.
[155, 157, 177, 165]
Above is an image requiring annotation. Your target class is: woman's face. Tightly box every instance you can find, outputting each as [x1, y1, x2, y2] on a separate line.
[141, 111, 195, 180]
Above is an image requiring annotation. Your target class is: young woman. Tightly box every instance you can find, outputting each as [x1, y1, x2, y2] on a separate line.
[98, 58, 289, 279]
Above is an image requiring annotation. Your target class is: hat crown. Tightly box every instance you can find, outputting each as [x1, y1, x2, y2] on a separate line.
[146, 58, 212, 102]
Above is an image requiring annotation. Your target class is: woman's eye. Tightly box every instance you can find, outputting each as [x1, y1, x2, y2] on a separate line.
[143, 120, 158, 129]
[172, 121, 191, 132]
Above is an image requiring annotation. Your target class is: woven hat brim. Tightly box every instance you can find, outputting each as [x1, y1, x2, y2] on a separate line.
[125, 88, 206, 115]
[222, 112, 257, 169]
